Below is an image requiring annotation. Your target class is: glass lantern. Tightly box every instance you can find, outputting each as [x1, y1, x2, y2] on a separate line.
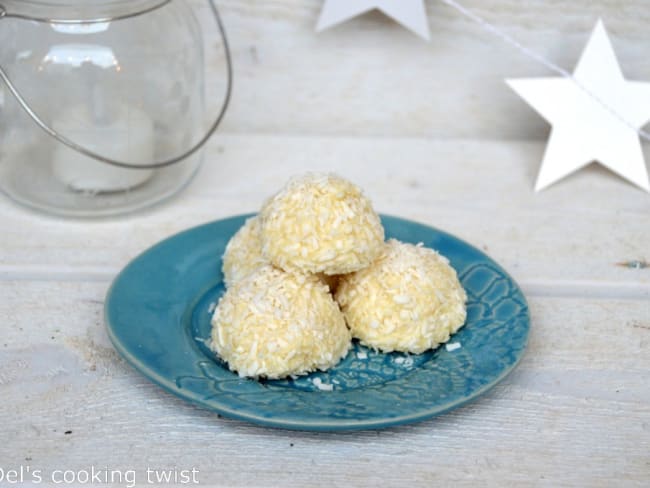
[0, 0, 231, 217]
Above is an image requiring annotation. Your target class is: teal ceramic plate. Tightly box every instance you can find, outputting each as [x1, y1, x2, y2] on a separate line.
[105, 215, 529, 431]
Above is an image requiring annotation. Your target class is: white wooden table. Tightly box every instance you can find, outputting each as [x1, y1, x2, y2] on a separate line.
[1, 1, 649, 486]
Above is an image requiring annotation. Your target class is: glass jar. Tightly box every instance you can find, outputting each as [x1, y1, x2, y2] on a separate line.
[0, 0, 230, 217]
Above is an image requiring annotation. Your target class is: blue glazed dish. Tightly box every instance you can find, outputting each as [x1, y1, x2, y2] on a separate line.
[105, 214, 530, 431]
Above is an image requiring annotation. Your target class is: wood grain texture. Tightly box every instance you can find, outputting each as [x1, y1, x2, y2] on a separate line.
[192, 0, 650, 139]
[0, 281, 648, 487]
[1, 2, 649, 485]
[2, 135, 649, 299]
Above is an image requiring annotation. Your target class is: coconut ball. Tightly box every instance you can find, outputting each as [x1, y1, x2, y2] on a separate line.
[335, 239, 467, 354]
[221, 215, 340, 292]
[260, 173, 384, 275]
[221, 216, 268, 287]
[210, 265, 351, 379]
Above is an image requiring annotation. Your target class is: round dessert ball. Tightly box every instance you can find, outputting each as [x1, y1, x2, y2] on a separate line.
[260, 173, 384, 275]
[222, 216, 268, 287]
[210, 265, 352, 379]
[335, 239, 467, 354]
[221, 215, 340, 292]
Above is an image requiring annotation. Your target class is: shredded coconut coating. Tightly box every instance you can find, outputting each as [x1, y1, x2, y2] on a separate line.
[335, 239, 467, 354]
[260, 173, 385, 275]
[222, 216, 268, 287]
[221, 215, 340, 292]
[210, 265, 352, 379]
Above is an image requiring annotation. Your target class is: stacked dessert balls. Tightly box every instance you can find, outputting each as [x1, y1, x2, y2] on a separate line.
[210, 173, 466, 379]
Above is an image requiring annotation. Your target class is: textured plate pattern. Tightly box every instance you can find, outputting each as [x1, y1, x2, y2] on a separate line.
[105, 215, 530, 431]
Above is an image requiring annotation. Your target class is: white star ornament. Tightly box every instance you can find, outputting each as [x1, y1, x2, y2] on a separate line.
[316, 0, 430, 40]
[507, 20, 650, 192]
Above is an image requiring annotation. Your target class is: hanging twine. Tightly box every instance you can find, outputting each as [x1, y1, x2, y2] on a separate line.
[439, 0, 650, 143]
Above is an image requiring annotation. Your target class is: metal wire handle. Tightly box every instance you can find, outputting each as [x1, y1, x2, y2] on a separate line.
[0, 0, 232, 170]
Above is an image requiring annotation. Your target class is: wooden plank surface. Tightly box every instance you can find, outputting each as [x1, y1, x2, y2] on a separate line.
[0, 281, 648, 486]
[2, 135, 649, 299]
[1, 1, 650, 486]
[193, 0, 650, 139]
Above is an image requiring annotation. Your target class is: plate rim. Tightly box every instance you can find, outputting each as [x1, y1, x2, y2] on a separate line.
[105, 214, 530, 431]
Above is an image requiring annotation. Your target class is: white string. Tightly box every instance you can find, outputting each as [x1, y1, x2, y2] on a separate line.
[439, 0, 650, 143]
